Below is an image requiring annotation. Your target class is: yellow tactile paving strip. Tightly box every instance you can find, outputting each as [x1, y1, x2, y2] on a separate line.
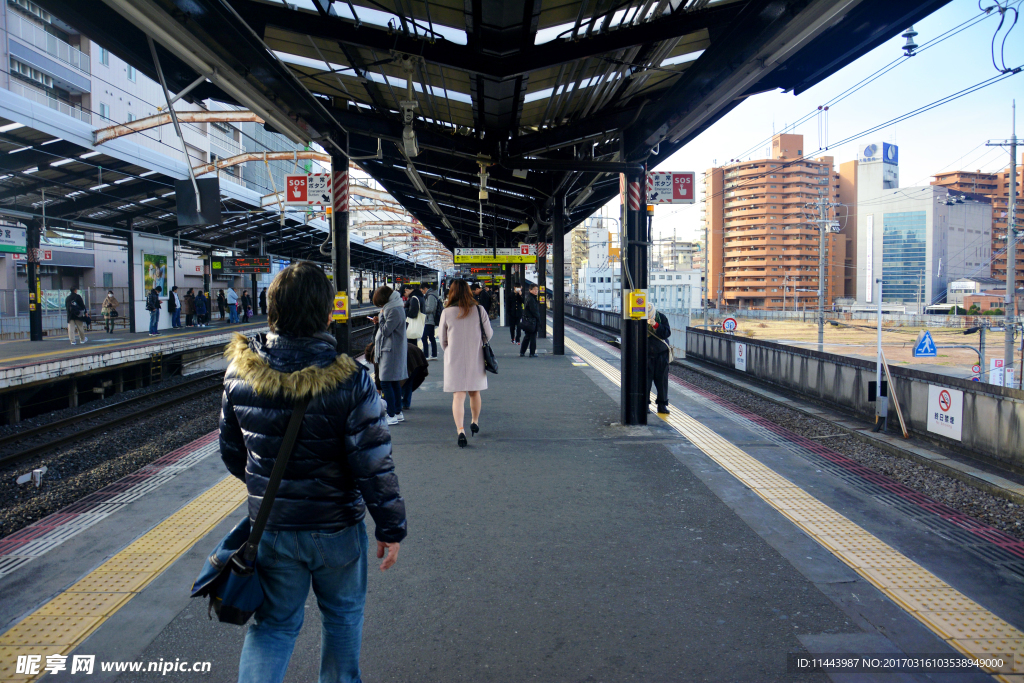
[0, 476, 246, 682]
[565, 336, 1024, 681]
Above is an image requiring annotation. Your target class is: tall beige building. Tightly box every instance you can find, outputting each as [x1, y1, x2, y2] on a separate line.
[701, 133, 845, 310]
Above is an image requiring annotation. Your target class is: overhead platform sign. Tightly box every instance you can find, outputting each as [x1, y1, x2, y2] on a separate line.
[647, 172, 695, 204]
[455, 247, 536, 264]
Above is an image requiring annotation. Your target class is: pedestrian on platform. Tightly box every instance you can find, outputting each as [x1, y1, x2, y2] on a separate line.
[217, 290, 227, 321]
[439, 279, 493, 448]
[519, 283, 539, 357]
[220, 262, 405, 683]
[184, 288, 196, 327]
[101, 290, 119, 334]
[241, 291, 252, 323]
[146, 286, 161, 336]
[65, 287, 88, 345]
[259, 288, 267, 316]
[471, 282, 491, 318]
[371, 285, 408, 425]
[195, 290, 208, 327]
[226, 287, 239, 324]
[508, 285, 523, 343]
[365, 340, 429, 411]
[168, 286, 181, 328]
[647, 306, 672, 414]
[420, 283, 440, 360]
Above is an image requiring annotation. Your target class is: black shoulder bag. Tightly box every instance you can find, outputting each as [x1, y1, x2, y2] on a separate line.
[478, 305, 498, 374]
[191, 396, 310, 624]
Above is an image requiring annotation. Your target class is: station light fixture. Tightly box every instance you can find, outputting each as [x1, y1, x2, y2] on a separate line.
[512, 223, 529, 233]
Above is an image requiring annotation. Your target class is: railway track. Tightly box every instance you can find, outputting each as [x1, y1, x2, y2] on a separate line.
[0, 321, 376, 468]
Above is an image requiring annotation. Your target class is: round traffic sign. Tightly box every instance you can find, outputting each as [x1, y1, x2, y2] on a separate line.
[723, 317, 738, 332]
[938, 389, 952, 412]
[971, 377, 980, 381]
[972, 364, 981, 374]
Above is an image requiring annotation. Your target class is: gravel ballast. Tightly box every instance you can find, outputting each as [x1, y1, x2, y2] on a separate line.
[0, 389, 222, 538]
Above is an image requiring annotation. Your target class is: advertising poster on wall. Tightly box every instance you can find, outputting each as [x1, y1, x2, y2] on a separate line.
[143, 253, 168, 295]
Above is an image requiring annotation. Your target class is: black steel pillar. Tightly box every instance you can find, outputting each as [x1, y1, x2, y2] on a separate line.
[621, 165, 648, 425]
[331, 147, 351, 353]
[126, 222, 136, 333]
[552, 193, 565, 354]
[537, 234, 547, 338]
[503, 263, 512, 327]
[202, 247, 211, 306]
[26, 220, 43, 341]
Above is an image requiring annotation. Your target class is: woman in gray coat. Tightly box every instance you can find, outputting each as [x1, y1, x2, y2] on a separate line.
[439, 279, 493, 448]
[372, 286, 408, 425]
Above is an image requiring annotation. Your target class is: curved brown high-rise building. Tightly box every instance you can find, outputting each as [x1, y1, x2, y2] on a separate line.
[701, 134, 845, 311]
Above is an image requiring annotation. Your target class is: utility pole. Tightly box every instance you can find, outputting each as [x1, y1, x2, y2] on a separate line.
[811, 191, 836, 353]
[703, 203, 709, 329]
[987, 100, 1018, 387]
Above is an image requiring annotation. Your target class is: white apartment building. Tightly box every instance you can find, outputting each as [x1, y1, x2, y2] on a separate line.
[578, 263, 621, 310]
[649, 268, 702, 312]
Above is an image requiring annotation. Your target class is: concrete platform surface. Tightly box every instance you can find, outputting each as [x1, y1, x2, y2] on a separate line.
[0, 323, 1019, 682]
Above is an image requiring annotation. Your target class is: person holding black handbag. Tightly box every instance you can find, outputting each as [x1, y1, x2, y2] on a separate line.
[519, 283, 540, 357]
[101, 290, 119, 334]
[439, 279, 493, 448]
[218, 262, 406, 683]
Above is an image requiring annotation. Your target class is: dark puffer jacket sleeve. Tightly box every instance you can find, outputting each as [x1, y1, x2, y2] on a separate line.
[341, 371, 407, 543]
[220, 391, 248, 481]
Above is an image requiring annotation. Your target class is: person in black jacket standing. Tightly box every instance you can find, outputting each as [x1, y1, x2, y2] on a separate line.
[65, 287, 88, 345]
[519, 283, 540, 357]
[471, 283, 491, 316]
[647, 307, 672, 414]
[508, 285, 524, 343]
[220, 262, 406, 683]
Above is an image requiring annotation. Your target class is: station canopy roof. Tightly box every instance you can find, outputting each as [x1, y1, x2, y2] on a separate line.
[0, 117, 431, 271]
[35, 0, 948, 253]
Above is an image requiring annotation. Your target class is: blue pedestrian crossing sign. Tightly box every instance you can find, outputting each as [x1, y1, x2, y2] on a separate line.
[913, 330, 937, 357]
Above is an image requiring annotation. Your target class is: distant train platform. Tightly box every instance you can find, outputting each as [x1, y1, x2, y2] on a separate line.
[0, 323, 1020, 682]
[0, 320, 269, 381]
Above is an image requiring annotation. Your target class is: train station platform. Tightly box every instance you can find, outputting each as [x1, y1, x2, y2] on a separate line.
[0, 320, 270, 387]
[0, 323, 1021, 681]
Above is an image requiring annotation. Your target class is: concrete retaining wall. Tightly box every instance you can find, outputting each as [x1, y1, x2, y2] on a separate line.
[685, 327, 1024, 472]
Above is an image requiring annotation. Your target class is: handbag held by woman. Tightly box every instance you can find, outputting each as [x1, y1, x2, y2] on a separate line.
[190, 397, 310, 624]
[478, 305, 498, 374]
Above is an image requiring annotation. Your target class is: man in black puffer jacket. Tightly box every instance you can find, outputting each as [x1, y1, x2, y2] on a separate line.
[220, 262, 405, 683]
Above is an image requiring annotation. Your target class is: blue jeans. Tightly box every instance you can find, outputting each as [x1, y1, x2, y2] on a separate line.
[149, 310, 159, 334]
[172, 310, 181, 328]
[402, 381, 413, 409]
[382, 381, 402, 417]
[229, 304, 239, 323]
[238, 522, 368, 683]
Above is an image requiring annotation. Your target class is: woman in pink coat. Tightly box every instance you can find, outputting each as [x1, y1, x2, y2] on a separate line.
[439, 279, 493, 448]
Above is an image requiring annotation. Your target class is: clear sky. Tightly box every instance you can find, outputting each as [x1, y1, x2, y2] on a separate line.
[631, 0, 1023, 245]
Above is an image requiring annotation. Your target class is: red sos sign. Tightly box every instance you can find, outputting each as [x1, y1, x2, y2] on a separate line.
[285, 175, 307, 203]
[673, 172, 694, 202]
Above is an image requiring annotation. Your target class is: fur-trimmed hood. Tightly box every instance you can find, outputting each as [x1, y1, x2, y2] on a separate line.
[225, 332, 359, 399]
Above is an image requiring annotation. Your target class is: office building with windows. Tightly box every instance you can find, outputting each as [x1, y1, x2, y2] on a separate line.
[847, 142, 993, 311]
[932, 155, 1023, 288]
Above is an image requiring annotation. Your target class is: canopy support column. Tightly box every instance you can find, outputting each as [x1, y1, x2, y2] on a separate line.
[552, 192, 565, 355]
[621, 164, 648, 425]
